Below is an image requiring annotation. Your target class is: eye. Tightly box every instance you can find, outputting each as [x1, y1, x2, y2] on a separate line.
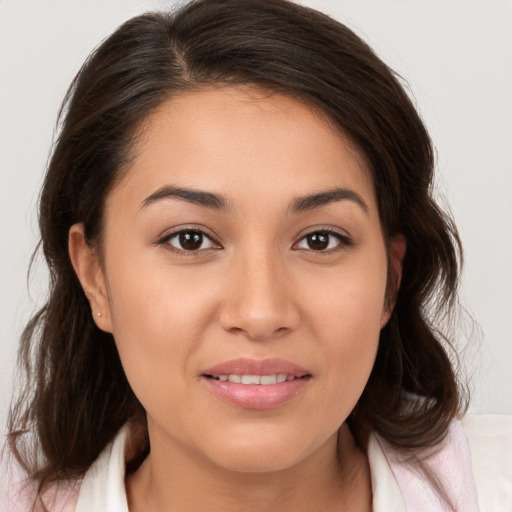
[162, 229, 220, 252]
[294, 230, 351, 252]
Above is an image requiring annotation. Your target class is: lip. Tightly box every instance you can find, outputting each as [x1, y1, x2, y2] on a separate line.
[201, 358, 311, 410]
[201, 357, 310, 377]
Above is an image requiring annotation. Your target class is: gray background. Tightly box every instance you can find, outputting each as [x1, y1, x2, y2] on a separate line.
[1, 0, 511, 430]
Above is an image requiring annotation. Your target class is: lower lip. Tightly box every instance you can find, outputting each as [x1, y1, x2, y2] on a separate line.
[202, 377, 310, 409]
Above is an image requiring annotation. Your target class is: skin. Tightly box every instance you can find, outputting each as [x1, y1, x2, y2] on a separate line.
[69, 86, 405, 512]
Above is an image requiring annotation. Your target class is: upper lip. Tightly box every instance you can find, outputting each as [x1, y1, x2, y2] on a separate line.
[201, 357, 311, 377]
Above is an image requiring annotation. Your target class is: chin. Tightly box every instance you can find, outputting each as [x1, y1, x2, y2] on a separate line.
[199, 425, 323, 474]
[211, 448, 302, 474]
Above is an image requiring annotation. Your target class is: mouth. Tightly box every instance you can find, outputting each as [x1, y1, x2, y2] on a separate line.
[206, 373, 302, 385]
[201, 358, 312, 409]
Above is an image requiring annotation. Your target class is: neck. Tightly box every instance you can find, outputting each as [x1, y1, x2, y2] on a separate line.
[126, 423, 372, 512]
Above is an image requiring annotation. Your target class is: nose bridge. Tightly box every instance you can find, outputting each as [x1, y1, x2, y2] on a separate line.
[220, 242, 299, 339]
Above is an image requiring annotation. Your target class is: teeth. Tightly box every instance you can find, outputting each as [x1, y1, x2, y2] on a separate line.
[241, 374, 261, 385]
[213, 373, 296, 385]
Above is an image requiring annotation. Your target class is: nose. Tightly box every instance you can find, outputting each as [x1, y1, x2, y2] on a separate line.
[219, 249, 300, 341]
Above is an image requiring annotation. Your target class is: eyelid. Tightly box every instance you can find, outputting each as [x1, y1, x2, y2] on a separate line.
[155, 224, 352, 254]
[292, 227, 353, 252]
[157, 225, 222, 253]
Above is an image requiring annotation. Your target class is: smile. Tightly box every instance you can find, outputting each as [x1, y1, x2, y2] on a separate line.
[201, 358, 311, 409]
[208, 374, 295, 384]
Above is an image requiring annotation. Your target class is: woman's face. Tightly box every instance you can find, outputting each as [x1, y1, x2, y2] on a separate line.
[73, 87, 401, 473]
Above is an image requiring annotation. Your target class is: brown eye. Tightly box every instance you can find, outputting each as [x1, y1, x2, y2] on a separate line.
[305, 232, 329, 250]
[165, 230, 218, 251]
[179, 231, 203, 250]
[295, 230, 350, 251]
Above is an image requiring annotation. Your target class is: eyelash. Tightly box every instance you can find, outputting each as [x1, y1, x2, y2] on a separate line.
[158, 228, 221, 254]
[157, 228, 352, 254]
[293, 229, 353, 252]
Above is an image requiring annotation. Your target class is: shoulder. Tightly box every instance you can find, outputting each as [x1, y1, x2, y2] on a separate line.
[0, 460, 80, 512]
[1, 425, 134, 512]
[461, 414, 512, 511]
[375, 418, 480, 511]
[373, 415, 512, 511]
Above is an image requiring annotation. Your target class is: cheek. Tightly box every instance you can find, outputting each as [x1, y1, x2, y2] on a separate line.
[102, 251, 222, 402]
[105, 237, 218, 334]
[307, 249, 388, 335]
[305, 250, 388, 401]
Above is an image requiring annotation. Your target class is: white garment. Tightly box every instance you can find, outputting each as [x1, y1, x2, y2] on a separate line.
[73, 415, 512, 512]
[2, 415, 511, 511]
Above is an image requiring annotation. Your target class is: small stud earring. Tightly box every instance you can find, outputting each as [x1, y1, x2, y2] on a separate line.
[96, 312, 102, 318]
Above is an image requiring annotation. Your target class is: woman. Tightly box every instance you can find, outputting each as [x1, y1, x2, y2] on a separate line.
[2, 0, 511, 511]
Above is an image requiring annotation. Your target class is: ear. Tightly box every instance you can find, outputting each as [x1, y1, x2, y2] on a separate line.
[380, 233, 407, 328]
[68, 223, 113, 332]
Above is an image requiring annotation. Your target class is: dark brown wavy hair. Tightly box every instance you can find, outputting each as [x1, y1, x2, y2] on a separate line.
[8, 0, 466, 504]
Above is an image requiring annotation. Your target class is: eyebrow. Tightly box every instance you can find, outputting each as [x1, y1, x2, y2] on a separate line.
[141, 185, 368, 215]
[141, 186, 230, 211]
[289, 187, 369, 214]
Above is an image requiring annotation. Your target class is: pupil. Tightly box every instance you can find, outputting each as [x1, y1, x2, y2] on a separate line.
[308, 232, 329, 250]
[179, 231, 202, 250]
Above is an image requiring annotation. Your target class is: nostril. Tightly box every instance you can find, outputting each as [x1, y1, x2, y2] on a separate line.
[218, 292, 300, 340]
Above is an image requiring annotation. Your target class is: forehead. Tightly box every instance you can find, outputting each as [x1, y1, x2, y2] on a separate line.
[112, 86, 376, 213]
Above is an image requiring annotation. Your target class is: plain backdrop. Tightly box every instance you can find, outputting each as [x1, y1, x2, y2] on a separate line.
[1, 0, 511, 431]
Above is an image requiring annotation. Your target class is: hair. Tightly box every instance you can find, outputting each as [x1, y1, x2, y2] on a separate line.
[8, 0, 466, 505]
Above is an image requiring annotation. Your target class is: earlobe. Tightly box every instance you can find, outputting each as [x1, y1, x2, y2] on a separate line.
[381, 233, 407, 328]
[68, 223, 113, 332]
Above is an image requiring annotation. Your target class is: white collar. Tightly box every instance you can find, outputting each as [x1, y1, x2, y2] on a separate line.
[75, 425, 406, 512]
[75, 424, 130, 512]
